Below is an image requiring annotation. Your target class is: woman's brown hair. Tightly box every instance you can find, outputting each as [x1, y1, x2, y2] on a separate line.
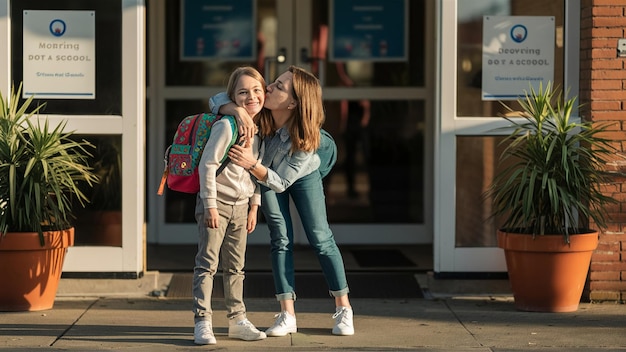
[255, 66, 324, 152]
[286, 65, 324, 152]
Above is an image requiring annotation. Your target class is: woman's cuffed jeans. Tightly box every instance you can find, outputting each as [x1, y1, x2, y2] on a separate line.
[261, 171, 350, 300]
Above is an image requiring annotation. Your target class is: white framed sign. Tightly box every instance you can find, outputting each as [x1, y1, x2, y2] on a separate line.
[23, 10, 96, 99]
[482, 16, 555, 101]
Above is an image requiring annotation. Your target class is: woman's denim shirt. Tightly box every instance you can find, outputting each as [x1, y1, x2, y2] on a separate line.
[209, 92, 320, 193]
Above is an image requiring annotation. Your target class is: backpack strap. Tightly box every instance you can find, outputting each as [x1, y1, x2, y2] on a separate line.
[215, 115, 240, 176]
[157, 145, 171, 196]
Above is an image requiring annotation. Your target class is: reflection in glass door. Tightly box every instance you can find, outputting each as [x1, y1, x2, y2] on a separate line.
[287, 0, 432, 244]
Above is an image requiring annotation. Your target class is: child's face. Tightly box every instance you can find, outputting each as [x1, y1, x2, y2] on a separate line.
[234, 74, 265, 117]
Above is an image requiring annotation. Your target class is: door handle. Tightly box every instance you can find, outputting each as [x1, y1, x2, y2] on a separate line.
[300, 48, 325, 86]
[277, 48, 287, 63]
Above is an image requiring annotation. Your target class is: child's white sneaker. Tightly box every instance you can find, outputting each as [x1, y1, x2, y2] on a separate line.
[194, 320, 217, 345]
[228, 318, 267, 341]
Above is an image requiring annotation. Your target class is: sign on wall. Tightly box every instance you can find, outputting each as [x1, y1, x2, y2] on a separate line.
[482, 16, 555, 101]
[181, 0, 256, 61]
[330, 0, 407, 62]
[23, 10, 96, 99]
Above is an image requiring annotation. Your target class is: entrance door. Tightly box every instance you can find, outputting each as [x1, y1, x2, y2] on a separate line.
[2, 0, 144, 274]
[147, 0, 433, 245]
[435, 0, 580, 273]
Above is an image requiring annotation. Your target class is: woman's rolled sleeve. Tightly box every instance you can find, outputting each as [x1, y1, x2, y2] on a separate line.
[208, 92, 230, 115]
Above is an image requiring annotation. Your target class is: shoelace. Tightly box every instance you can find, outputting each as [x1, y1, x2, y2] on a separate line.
[238, 319, 259, 332]
[272, 312, 289, 327]
[197, 323, 213, 334]
[332, 308, 349, 323]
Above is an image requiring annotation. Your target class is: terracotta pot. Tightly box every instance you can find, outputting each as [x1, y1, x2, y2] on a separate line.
[0, 228, 74, 311]
[497, 230, 598, 312]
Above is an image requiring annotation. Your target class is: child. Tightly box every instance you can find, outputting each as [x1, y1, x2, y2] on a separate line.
[192, 67, 266, 345]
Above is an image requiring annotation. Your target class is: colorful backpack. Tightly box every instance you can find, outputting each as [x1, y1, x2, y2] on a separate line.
[157, 113, 237, 195]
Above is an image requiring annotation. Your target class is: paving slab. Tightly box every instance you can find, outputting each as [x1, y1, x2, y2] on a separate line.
[3, 296, 626, 351]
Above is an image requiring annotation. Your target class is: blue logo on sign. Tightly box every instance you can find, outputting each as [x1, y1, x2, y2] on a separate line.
[49, 19, 66, 37]
[510, 24, 528, 43]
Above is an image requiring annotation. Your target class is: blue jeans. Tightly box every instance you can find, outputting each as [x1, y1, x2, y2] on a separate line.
[261, 171, 350, 300]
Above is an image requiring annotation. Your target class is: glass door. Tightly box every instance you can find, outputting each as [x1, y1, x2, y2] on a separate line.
[436, 0, 579, 273]
[295, 0, 434, 245]
[147, 0, 433, 246]
[4, 0, 144, 273]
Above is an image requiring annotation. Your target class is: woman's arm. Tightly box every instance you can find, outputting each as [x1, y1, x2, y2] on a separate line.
[228, 143, 320, 193]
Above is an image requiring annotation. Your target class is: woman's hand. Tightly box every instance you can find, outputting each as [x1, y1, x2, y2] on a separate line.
[228, 144, 256, 170]
[217, 102, 257, 141]
[229, 141, 267, 182]
[232, 106, 257, 141]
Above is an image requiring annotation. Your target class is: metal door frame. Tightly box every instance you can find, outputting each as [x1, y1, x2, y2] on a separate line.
[147, 0, 436, 245]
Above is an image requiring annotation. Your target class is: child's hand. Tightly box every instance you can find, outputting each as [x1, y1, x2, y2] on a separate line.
[247, 205, 258, 233]
[204, 208, 219, 228]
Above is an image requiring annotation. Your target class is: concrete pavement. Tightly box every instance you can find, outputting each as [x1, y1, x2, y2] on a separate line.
[2, 272, 626, 351]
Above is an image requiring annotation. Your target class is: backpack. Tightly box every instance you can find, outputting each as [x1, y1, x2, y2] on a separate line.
[157, 113, 238, 195]
[317, 129, 337, 178]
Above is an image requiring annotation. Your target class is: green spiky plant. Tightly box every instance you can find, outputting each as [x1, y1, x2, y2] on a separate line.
[0, 83, 98, 245]
[485, 82, 617, 243]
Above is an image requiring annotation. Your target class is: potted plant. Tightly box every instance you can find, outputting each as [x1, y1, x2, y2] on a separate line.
[0, 83, 97, 311]
[485, 82, 616, 312]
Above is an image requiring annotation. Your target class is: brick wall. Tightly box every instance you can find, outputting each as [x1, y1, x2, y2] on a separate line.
[580, 0, 626, 303]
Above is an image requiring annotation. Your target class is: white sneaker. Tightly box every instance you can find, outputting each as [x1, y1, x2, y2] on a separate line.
[332, 306, 354, 336]
[194, 320, 217, 345]
[229, 319, 267, 341]
[265, 311, 297, 337]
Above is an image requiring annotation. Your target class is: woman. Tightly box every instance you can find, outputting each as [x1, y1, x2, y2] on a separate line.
[192, 66, 265, 345]
[211, 65, 354, 336]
